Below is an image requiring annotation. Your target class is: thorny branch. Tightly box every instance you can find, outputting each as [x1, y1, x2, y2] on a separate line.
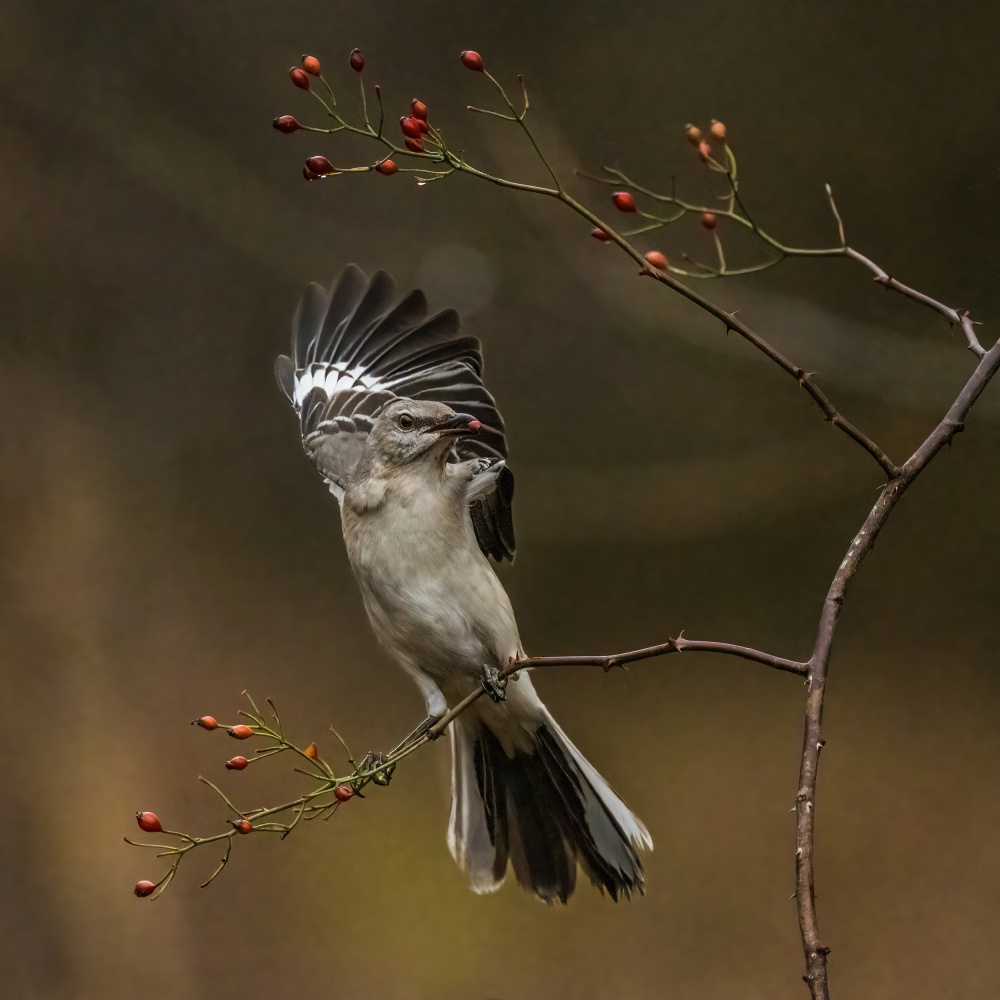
[133, 49, 999, 1000]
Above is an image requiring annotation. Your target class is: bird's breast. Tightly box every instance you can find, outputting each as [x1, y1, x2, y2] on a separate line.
[341, 483, 521, 686]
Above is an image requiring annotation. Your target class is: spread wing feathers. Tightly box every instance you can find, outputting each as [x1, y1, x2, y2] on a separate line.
[275, 264, 515, 561]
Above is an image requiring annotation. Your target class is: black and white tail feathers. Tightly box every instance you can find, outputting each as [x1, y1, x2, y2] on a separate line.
[448, 689, 652, 904]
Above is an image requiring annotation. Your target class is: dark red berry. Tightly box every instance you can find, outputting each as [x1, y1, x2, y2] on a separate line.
[194, 716, 218, 730]
[612, 191, 637, 213]
[233, 819, 253, 834]
[591, 227, 612, 242]
[349, 48, 364, 72]
[460, 50, 484, 72]
[226, 756, 249, 770]
[334, 785, 354, 802]
[303, 165, 320, 181]
[290, 67, 310, 90]
[136, 811, 162, 833]
[305, 155, 336, 176]
[301, 55, 321, 77]
[404, 136, 424, 153]
[410, 99, 428, 121]
[228, 724, 254, 740]
[645, 250, 668, 270]
[416, 118, 429, 134]
[399, 116, 421, 139]
[272, 115, 301, 134]
[701, 212, 718, 230]
[376, 159, 398, 175]
[134, 880, 156, 897]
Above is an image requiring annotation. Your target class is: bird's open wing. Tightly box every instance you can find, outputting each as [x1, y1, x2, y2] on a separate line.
[275, 264, 515, 562]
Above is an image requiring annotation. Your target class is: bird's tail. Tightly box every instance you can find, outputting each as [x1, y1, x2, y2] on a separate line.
[447, 677, 652, 904]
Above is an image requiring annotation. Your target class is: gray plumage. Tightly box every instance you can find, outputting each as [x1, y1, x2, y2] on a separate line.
[277, 265, 651, 903]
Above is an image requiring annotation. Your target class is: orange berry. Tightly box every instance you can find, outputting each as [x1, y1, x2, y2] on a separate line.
[226, 756, 249, 770]
[710, 120, 727, 141]
[376, 159, 398, 175]
[349, 48, 364, 73]
[301, 55, 321, 77]
[334, 785, 354, 802]
[194, 716, 218, 730]
[136, 811, 162, 833]
[290, 67, 310, 90]
[612, 191, 637, 212]
[233, 819, 253, 835]
[460, 50, 484, 72]
[685, 124, 702, 145]
[701, 212, 718, 230]
[591, 227, 612, 242]
[304, 742, 319, 759]
[134, 880, 156, 897]
[645, 251, 668, 271]
[228, 724, 254, 740]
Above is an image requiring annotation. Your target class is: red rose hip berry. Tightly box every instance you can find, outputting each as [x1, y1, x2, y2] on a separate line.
[645, 251, 668, 270]
[134, 880, 156, 897]
[194, 716, 218, 730]
[136, 811, 162, 833]
[301, 55, 321, 77]
[290, 67, 310, 90]
[399, 116, 421, 139]
[612, 191, 637, 213]
[460, 50, 484, 72]
[226, 756, 249, 770]
[228, 724, 254, 740]
[376, 159, 398, 175]
[334, 785, 354, 802]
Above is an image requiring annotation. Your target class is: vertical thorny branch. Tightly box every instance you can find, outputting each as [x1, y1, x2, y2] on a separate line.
[132, 48, 998, 1000]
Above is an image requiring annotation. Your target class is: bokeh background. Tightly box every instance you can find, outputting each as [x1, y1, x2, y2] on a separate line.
[3, 2, 999, 998]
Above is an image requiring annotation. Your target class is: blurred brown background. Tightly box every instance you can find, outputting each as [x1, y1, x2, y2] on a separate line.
[2, 2, 999, 998]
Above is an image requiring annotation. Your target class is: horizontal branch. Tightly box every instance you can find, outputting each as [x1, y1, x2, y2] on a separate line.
[517, 636, 808, 676]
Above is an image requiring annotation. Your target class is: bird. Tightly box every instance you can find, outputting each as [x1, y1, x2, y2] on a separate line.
[275, 264, 652, 903]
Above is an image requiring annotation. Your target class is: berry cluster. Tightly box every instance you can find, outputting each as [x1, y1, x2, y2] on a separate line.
[128, 695, 360, 900]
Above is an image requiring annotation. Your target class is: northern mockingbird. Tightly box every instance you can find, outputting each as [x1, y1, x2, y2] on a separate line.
[275, 265, 651, 903]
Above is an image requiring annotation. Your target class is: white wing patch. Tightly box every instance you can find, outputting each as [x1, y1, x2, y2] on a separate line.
[293, 363, 390, 408]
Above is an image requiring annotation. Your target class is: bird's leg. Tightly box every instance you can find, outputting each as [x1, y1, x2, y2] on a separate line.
[389, 715, 443, 755]
[481, 663, 508, 702]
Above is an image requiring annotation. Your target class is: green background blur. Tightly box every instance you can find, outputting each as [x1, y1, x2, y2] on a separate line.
[3, 2, 999, 998]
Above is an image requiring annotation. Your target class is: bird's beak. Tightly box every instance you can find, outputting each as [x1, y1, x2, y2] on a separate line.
[428, 413, 482, 437]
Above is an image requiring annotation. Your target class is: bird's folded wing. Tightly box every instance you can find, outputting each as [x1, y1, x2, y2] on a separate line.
[275, 264, 515, 561]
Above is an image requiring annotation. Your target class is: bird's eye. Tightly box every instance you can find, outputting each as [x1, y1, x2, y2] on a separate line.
[397, 413, 415, 430]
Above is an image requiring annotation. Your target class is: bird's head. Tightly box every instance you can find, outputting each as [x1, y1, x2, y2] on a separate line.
[367, 398, 482, 467]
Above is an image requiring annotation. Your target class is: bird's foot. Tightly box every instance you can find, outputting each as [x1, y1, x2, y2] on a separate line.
[390, 715, 443, 755]
[359, 750, 397, 787]
[481, 663, 508, 702]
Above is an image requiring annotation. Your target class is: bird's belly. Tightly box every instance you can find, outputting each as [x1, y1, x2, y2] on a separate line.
[346, 518, 520, 693]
